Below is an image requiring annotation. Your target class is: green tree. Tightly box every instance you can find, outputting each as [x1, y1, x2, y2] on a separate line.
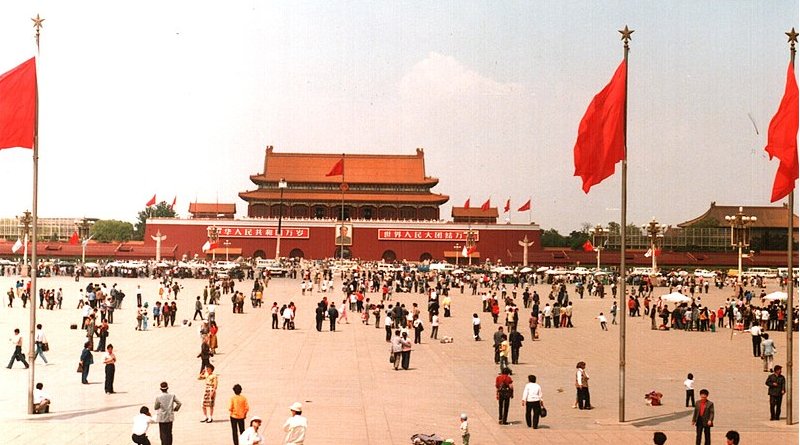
[133, 202, 177, 240]
[568, 230, 591, 250]
[92, 220, 134, 242]
[541, 229, 568, 247]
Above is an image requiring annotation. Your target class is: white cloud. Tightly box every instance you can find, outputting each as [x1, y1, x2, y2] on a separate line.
[399, 52, 519, 100]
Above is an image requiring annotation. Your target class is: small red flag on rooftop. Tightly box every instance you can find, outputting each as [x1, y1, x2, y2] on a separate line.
[326, 158, 344, 177]
[503, 198, 510, 213]
[146, 194, 156, 207]
[463, 197, 470, 208]
[480, 199, 491, 211]
[517, 199, 531, 212]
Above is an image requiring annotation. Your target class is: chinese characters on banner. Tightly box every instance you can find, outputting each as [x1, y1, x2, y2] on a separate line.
[218, 227, 310, 239]
[377, 229, 479, 241]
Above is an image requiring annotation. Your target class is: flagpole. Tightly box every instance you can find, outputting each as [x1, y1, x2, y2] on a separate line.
[618, 25, 633, 423]
[27, 14, 44, 415]
[785, 27, 797, 427]
[339, 154, 345, 263]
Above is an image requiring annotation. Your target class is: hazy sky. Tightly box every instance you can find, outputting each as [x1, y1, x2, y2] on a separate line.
[0, 1, 796, 232]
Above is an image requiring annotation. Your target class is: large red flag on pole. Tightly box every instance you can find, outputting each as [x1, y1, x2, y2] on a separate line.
[0, 58, 36, 150]
[326, 158, 344, 177]
[573, 60, 627, 193]
[765, 62, 799, 203]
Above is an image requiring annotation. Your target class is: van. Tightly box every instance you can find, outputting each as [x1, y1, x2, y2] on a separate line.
[745, 267, 778, 279]
[429, 262, 455, 272]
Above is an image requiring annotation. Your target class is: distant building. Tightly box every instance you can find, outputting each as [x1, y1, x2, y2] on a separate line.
[451, 206, 499, 224]
[0, 217, 79, 242]
[238, 146, 450, 221]
[188, 203, 236, 219]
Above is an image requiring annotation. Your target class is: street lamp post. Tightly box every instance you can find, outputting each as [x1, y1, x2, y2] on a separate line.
[275, 178, 288, 260]
[223, 240, 231, 262]
[591, 225, 608, 271]
[642, 217, 669, 273]
[724, 207, 756, 285]
[17, 210, 32, 272]
[454, 243, 461, 267]
[206, 225, 220, 262]
[75, 217, 94, 264]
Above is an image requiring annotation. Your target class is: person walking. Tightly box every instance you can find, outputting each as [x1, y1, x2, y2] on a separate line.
[509, 329, 524, 365]
[498, 334, 510, 372]
[194, 296, 204, 320]
[400, 331, 413, 370]
[229, 384, 249, 445]
[79, 341, 93, 384]
[412, 315, 424, 344]
[521, 374, 544, 429]
[7, 328, 29, 369]
[327, 303, 339, 331]
[154, 381, 182, 445]
[198, 335, 212, 378]
[691, 389, 714, 445]
[33, 324, 49, 365]
[202, 364, 218, 423]
[131, 406, 155, 445]
[283, 402, 308, 444]
[492, 327, 505, 365]
[472, 313, 481, 341]
[459, 413, 469, 445]
[103, 344, 116, 394]
[96, 320, 110, 352]
[390, 330, 403, 370]
[575, 361, 592, 410]
[761, 333, 776, 372]
[684, 373, 695, 407]
[766, 365, 786, 421]
[750, 323, 762, 357]
[495, 367, 513, 425]
[430, 311, 439, 340]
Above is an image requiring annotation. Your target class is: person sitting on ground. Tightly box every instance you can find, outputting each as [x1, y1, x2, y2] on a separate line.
[33, 382, 50, 414]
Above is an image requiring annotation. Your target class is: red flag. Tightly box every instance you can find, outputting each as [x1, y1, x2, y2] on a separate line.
[654, 248, 662, 257]
[517, 199, 531, 212]
[765, 62, 799, 202]
[467, 245, 477, 255]
[170, 196, 177, 210]
[0, 58, 36, 150]
[325, 158, 344, 177]
[573, 60, 627, 193]
[69, 231, 79, 245]
[146, 194, 156, 207]
[480, 199, 491, 211]
[463, 198, 470, 208]
[582, 240, 594, 252]
[503, 199, 510, 213]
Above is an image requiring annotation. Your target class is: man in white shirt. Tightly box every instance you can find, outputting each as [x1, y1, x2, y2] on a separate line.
[521, 374, 544, 429]
[131, 406, 154, 445]
[33, 382, 50, 414]
[7, 328, 29, 369]
[750, 323, 763, 357]
[34, 324, 49, 364]
[239, 416, 264, 444]
[283, 402, 307, 444]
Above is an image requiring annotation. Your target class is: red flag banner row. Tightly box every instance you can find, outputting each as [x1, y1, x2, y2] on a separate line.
[460, 197, 533, 213]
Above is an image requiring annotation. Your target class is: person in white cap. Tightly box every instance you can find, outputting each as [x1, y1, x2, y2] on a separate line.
[239, 416, 264, 445]
[283, 402, 307, 444]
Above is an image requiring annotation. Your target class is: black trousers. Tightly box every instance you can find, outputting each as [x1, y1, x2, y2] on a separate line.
[385, 326, 392, 341]
[577, 387, 591, 409]
[525, 401, 542, 428]
[230, 417, 245, 445]
[685, 389, 695, 407]
[159, 422, 173, 445]
[695, 423, 711, 445]
[770, 394, 783, 420]
[272, 314, 279, 329]
[752, 335, 761, 357]
[193, 310, 203, 320]
[401, 351, 411, 370]
[511, 347, 520, 364]
[131, 433, 151, 445]
[104, 363, 115, 393]
[329, 319, 336, 331]
[316, 318, 324, 332]
[497, 397, 510, 423]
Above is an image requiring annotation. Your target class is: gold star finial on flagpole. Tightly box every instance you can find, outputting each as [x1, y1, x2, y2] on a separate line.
[619, 25, 634, 43]
[32, 14, 44, 49]
[787, 27, 798, 51]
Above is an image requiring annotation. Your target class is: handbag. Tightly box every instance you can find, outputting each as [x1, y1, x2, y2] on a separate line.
[390, 352, 395, 363]
[540, 406, 548, 417]
[77, 362, 84, 373]
[42, 342, 49, 352]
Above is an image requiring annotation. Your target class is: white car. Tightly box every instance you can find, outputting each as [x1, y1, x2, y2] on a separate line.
[693, 269, 716, 279]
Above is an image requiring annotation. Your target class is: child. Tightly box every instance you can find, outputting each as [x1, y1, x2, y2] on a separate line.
[597, 312, 608, 331]
[459, 413, 470, 445]
[684, 373, 695, 407]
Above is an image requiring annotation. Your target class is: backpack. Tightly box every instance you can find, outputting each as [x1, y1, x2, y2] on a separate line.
[498, 382, 512, 399]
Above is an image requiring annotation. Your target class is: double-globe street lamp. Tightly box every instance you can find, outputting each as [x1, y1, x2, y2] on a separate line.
[591, 224, 608, 271]
[275, 178, 288, 260]
[75, 217, 94, 264]
[642, 218, 669, 273]
[724, 207, 757, 284]
[17, 210, 32, 272]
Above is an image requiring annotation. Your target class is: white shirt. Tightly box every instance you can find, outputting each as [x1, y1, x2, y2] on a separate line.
[35, 329, 47, 343]
[33, 388, 49, 404]
[10, 333, 23, 347]
[283, 414, 308, 444]
[472, 316, 481, 326]
[597, 315, 607, 323]
[431, 315, 439, 327]
[521, 382, 543, 402]
[684, 378, 694, 391]
[750, 325, 762, 337]
[239, 426, 264, 444]
[132, 413, 154, 435]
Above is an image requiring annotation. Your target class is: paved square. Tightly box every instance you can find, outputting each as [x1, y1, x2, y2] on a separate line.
[0, 272, 796, 444]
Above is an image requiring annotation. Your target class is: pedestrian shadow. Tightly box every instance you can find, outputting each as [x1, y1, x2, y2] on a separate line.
[25, 403, 141, 421]
[629, 410, 692, 427]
